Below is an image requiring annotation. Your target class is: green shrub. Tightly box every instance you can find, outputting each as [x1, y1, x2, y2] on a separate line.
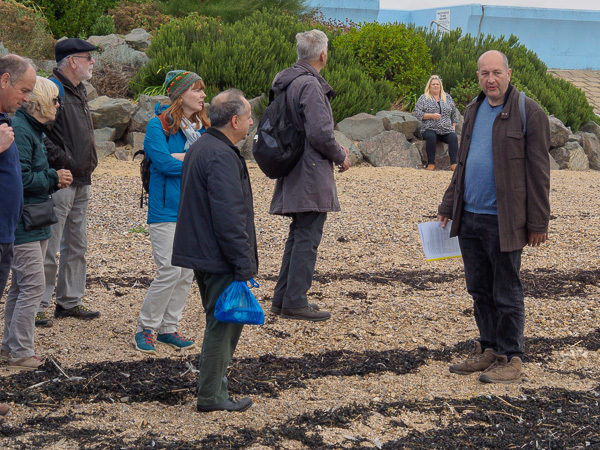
[90, 15, 116, 36]
[156, 0, 307, 23]
[130, 10, 396, 121]
[0, 0, 55, 58]
[109, 0, 171, 35]
[417, 29, 595, 130]
[448, 78, 480, 114]
[333, 22, 432, 100]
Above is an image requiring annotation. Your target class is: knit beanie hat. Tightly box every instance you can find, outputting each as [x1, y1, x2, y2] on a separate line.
[164, 70, 202, 101]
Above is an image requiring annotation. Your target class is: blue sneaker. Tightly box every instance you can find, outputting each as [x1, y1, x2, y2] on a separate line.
[156, 332, 196, 350]
[133, 330, 158, 355]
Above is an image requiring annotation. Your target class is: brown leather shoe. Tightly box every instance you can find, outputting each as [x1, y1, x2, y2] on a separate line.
[281, 305, 331, 322]
[450, 164, 457, 171]
[479, 355, 523, 384]
[449, 341, 496, 375]
[426, 164, 435, 171]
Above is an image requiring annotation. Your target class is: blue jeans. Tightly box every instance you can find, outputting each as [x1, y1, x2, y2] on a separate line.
[422, 129, 458, 165]
[458, 211, 524, 359]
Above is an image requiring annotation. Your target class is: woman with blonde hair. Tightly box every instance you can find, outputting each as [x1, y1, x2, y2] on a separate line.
[2, 76, 72, 370]
[414, 75, 460, 171]
[133, 70, 209, 355]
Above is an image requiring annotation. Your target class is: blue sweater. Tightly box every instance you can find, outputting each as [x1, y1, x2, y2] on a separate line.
[0, 113, 24, 244]
[144, 105, 205, 224]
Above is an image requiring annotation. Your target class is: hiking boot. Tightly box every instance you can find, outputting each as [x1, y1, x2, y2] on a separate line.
[156, 332, 196, 350]
[270, 302, 319, 316]
[35, 311, 53, 327]
[280, 305, 331, 322]
[133, 330, 158, 355]
[479, 355, 523, 384]
[55, 304, 100, 320]
[7, 356, 45, 371]
[449, 341, 496, 375]
[197, 397, 252, 413]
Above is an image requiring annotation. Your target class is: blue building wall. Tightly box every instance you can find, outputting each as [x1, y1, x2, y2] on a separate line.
[307, 1, 600, 69]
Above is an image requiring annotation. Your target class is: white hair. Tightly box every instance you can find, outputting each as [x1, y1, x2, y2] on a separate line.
[296, 29, 328, 62]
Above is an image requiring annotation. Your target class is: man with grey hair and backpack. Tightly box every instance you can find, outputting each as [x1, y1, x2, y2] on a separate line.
[269, 29, 350, 322]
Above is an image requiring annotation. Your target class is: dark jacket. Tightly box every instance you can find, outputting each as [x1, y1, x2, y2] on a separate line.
[45, 68, 97, 186]
[438, 84, 551, 252]
[172, 128, 258, 281]
[0, 113, 23, 244]
[12, 109, 59, 245]
[269, 60, 346, 215]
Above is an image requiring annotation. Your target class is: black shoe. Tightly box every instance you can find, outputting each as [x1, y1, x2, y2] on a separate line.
[270, 302, 320, 316]
[54, 304, 100, 320]
[281, 305, 331, 322]
[197, 397, 252, 413]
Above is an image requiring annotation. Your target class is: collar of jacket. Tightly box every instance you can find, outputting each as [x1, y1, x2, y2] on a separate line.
[14, 108, 47, 134]
[294, 60, 336, 99]
[205, 127, 242, 156]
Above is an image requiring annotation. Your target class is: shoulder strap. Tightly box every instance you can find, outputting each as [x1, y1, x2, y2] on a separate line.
[49, 77, 65, 100]
[518, 91, 527, 136]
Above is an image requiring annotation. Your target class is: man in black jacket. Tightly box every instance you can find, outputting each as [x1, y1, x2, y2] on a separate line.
[172, 89, 257, 413]
[40, 38, 100, 324]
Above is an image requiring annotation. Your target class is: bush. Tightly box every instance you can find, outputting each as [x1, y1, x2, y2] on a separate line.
[90, 15, 116, 36]
[418, 29, 595, 130]
[333, 22, 432, 100]
[0, 0, 55, 58]
[156, 0, 307, 23]
[130, 10, 396, 121]
[109, 0, 172, 35]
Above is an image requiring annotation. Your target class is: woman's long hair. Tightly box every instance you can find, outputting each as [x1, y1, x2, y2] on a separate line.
[424, 75, 447, 103]
[163, 79, 210, 134]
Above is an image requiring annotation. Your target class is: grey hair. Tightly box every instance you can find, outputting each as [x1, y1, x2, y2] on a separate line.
[209, 88, 247, 129]
[57, 57, 69, 70]
[478, 50, 509, 71]
[296, 29, 328, 62]
[0, 54, 33, 85]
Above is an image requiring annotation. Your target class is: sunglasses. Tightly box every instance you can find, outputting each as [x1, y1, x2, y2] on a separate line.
[52, 97, 60, 105]
[71, 54, 93, 62]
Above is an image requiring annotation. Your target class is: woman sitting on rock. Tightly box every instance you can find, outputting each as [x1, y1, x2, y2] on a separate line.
[414, 75, 459, 171]
[133, 70, 209, 355]
[2, 77, 72, 371]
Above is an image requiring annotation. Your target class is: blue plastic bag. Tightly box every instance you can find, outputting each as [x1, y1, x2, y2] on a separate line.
[214, 279, 264, 325]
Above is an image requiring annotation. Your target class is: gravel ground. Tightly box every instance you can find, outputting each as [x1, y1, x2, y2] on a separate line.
[1, 157, 599, 449]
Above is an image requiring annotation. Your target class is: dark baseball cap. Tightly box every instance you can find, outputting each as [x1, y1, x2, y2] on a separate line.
[55, 38, 97, 63]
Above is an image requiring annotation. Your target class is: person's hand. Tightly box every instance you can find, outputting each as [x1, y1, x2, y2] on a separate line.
[437, 214, 450, 228]
[429, 113, 442, 120]
[172, 152, 186, 162]
[339, 156, 351, 172]
[528, 232, 547, 247]
[56, 169, 73, 189]
[0, 123, 15, 153]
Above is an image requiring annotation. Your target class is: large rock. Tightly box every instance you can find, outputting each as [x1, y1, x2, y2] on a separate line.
[87, 34, 124, 50]
[579, 120, 600, 138]
[336, 113, 384, 141]
[358, 131, 421, 168]
[578, 131, 600, 170]
[237, 125, 257, 161]
[376, 111, 420, 140]
[127, 132, 145, 154]
[83, 80, 98, 101]
[0, 43, 9, 57]
[124, 28, 152, 51]
[96, 141, 116, 161]
[115, 146, 131, 161]
[549, 153, 560, 170]
[130, 95, 169, 132]
[89, 96, 134, 140]
[417, 140, 453, 170]
[97, 43, 149, 70]
[549, 116, 570, 149]
[94, 127, 116, 143]
[334, 130, 362, 166]
[550, 142, 589, 170]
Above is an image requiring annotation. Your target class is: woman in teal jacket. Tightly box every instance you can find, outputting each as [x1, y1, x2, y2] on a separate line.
[133, 70, 209, 355]
[2, 77, 72, 371]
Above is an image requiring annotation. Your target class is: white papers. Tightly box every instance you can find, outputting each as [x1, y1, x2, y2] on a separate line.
[418, 221, 462, 261]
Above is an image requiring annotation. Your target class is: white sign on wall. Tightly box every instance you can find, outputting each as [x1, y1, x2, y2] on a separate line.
[436, 9, 451, 33]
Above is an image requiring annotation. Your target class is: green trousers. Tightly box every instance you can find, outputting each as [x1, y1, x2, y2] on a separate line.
[194, 271, 244, 406]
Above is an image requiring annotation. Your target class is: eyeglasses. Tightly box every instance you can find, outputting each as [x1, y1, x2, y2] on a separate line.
[71, 55, 93, 62]
[52, 97, 60, 105]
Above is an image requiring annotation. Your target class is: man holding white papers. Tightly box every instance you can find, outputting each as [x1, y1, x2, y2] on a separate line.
[437, 50, 550, 384]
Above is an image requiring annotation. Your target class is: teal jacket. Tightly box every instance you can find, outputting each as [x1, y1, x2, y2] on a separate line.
[12, 109, 59, 245]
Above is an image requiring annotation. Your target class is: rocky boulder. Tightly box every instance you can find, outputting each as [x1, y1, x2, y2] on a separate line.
[124, 28, 152, 51]
[89, 96, 134, 140]
[130, 95, 169, 132]
[94, 127, 116, 143]
[549, 116, 570, 149]
[358, 131, 421, 169]
[337, 113, 384, 141]
[334, 130, 362, 166]
[578, 132, 600, 170]
[96, 141, 116, 161]
[550, 142, 589, 170]
[417, 140, 453, 170]
[376, 111, 420, 140]
[127, 132, 145, 155]
[83, 80, 98, 101]
[579, 120, 600, 138]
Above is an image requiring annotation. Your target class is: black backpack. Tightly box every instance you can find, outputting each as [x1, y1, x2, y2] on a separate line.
[133, 114, 171, 207]
[252, 72, 312, 179]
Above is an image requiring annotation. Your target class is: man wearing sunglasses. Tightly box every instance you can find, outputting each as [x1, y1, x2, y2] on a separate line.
[40, 38, 100, 324]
